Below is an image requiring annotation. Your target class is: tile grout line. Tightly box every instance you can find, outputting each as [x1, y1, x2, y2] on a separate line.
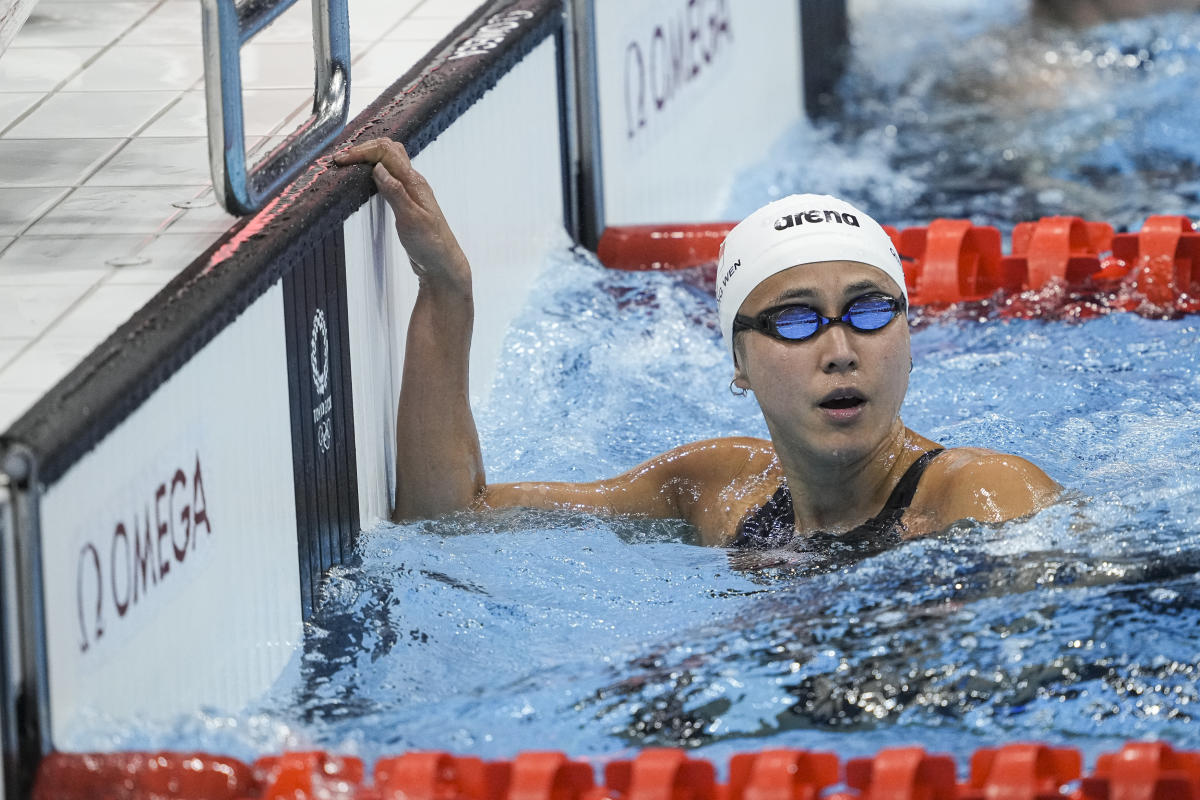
[15, 2, 435, 245]
[0, 0, 461, 412]
[0, 334, 30, 373]
[1, 34, 176, 388]
[0, 0, 171, 138]
[3, 0, 187, 241]
[8, 85, 201, 247]
[115, 7, 435, 260]
[0, 253, 132, 382]
[3, 0, 433, 249]
[7, 186, 74, 241]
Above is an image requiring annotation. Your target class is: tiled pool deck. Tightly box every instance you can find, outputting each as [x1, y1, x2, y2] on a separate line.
[0, 0, 480, 431]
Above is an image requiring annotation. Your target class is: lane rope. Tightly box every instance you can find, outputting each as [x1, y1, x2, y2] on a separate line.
[32, 742, 1200, 799]
[597, 215, 1200, 318]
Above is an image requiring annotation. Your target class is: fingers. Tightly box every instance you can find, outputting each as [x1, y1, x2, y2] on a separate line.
[334, 137, 467, 281]
[370, 161, 413, 208]
[332, 136, 405, 166]
[334, 137, 441, 214]
[333, 138, 417, 189]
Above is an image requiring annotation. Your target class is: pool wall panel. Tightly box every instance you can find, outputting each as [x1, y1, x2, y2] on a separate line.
[345, 38, 567, 529]
[589, 0, 804, 227]
[37, 285, 302, 742]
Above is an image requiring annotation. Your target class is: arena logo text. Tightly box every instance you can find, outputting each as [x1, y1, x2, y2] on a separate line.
[774, 210, 862, 230]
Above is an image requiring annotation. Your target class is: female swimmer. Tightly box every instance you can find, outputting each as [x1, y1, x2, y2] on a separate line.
[333, 139, 1060, 548]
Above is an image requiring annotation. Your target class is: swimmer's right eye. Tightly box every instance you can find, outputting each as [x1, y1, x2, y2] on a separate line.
[773, 305, 822, 339]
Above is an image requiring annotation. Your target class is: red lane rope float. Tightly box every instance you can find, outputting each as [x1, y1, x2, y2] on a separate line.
[839, 747, 958, 800]
[252, 751, 365, 800]
[374, 751, 510, 800]
[1009, 217, 1114, 290]
[726, 749, 839, 800]
[890, 220, 1012, 304]
[963, 744, 1081, 800]
[31, 751, 257, 800]
[594, 216, 1200, 317]
[604, 748, 716, 800]
[32, 742, 1200, 800]
[1083, 742, 1200, 800]
[596, 223, 736, 272]
[1111, 216, 1200, 308]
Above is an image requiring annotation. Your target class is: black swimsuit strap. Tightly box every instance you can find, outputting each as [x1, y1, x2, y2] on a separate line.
[734, 448, 946, 548]
[879, 447, 945, 513]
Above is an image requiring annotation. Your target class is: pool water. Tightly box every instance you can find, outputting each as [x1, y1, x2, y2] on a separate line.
[66, 0, 1200, 770]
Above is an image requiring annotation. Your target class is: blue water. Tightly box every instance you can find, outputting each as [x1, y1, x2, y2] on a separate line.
[68, 0, 1200, 771]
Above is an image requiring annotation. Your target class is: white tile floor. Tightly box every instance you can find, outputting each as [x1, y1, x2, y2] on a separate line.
[0, 0, 482, 432]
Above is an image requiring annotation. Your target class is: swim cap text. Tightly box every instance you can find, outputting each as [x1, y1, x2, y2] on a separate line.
[716, 258, 740, 301]
[773, 210, 860, 230]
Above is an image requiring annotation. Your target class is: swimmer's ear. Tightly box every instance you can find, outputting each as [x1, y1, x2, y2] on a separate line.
[731, 362, 751, 394]
[730, 337, 752, 392]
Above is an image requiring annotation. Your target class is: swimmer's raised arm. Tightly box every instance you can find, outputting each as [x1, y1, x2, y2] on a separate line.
[334, 139, 485, 520]
[333, 138, 723, 525]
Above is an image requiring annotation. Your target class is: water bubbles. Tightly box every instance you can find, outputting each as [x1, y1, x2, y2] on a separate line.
[1149, 587, 1180, 603]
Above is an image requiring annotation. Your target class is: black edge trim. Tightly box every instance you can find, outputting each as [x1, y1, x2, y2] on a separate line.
[800, 0, 849, 118]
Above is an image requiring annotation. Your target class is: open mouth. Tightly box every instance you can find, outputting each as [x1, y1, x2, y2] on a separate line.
[818, 389, 866, 410]
[821, 397, 864, 409]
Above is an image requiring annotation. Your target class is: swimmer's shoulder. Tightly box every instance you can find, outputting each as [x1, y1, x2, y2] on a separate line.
[907, 446, 1062, 532]
[654, 436, 780, 545]
[665, 436, 779, 484]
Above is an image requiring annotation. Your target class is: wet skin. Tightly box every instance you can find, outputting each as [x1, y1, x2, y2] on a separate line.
[334, 138, 1062, 547]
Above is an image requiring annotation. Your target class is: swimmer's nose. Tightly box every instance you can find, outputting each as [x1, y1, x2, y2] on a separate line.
[820, 324, 858, 373]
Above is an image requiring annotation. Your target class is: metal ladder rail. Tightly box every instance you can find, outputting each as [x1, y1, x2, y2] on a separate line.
[200, 0, 351, 215]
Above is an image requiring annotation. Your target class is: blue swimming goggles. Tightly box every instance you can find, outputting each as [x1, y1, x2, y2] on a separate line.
[733, 293, 905, 343]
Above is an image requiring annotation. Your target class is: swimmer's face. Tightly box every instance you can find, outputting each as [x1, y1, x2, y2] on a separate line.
[732, 261, 911, 463]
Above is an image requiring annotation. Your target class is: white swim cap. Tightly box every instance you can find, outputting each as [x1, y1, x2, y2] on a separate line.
[716, 194, 908, 359]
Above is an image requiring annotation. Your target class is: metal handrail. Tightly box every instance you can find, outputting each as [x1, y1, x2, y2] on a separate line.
[200, 0, 350, 215]
[0, 444, 49, 800]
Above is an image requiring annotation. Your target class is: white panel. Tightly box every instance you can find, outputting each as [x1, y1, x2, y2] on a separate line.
[594, 0, 803, 225]
[345, 37, 567, 528]
[39, 284, 302, 742]
[344, 199, 409, 531]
